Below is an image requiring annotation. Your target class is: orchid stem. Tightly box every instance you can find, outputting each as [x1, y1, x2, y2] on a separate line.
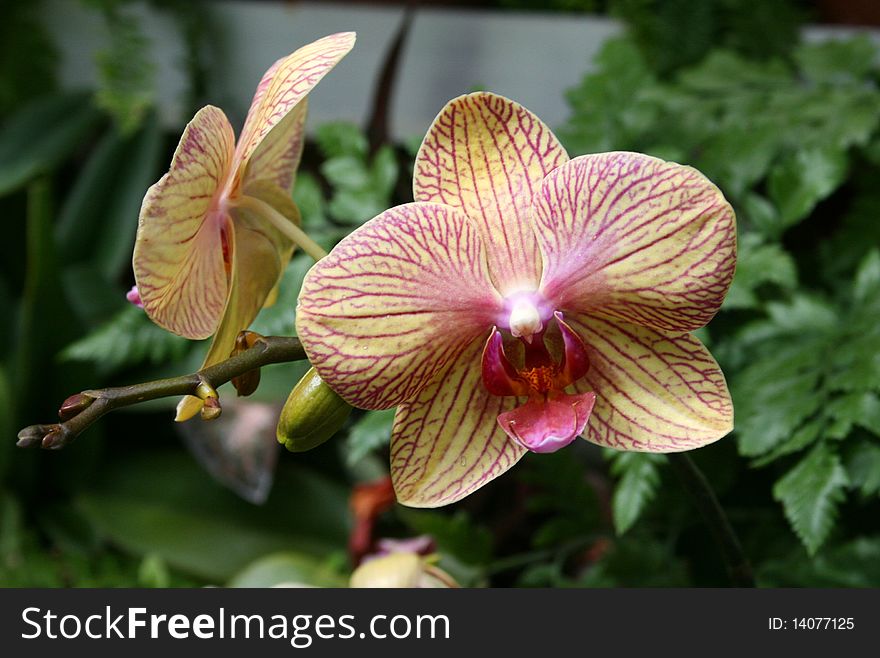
[16, 335, 307, 451]
[237, 194, 328, 261]
[667, 453, 755, 587]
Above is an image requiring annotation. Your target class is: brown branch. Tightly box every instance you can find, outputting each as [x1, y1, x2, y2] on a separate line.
[16, 335, 307, 450]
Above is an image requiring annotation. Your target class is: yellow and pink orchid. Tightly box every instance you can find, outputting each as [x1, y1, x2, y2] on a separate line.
[296, 92, 736, 508]
[133, 32, 355, 376]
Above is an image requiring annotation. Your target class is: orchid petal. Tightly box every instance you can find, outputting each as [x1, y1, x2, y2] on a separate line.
[533, 153, 736, 333]
[391, 337, 526, 507]
[133, 105, 235, 339]
[498, 391, 596, 454]
[202, 182, 298, 368]
[234, 32, 356, 176]
[296, 202, 502, 409]
[481, 329, 530, 397]
[414, 92, 568, 295]
[244, 98, 307, 192]
[553, 311, 590, 388]
[567, 313, 733, 451]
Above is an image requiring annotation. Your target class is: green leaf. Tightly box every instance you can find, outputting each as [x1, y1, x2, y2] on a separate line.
[370, 145, 399, 196]
[0, 92, 102, 196]
[722, 233, 797, 310]
[60, 305, 190, 374]
[92, 5, 156, 135]
[773, 443, 849, 555]
[0, 365, 12, 479]
[397, 509, 492, 566]
[767, 146, 848, 228]
[293, 172, 327, 228]
[315, 122, 367, 159]
[732, 338, 824, 457]
[825, 392, 880, 439]
[345, 408, 395, 468]
[12, 179, 77, 400]
[249, 255, 312, 338]
[56, 114, 162, 278]
[795, 36, 878, 83]
[321, 155, 371, 189]
[560, 38, 658, 153]
[609, 452, 664, 534]
[328, 188, 388, 226]
[852, 249, 880, 305]
[76, 451, 350, 582]
[844, 441, 880, 498]
[758, 536, 880, 587]
[228, 552, 347, 588]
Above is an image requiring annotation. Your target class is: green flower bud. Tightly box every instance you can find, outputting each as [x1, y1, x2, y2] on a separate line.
[277, 367, 352, 452]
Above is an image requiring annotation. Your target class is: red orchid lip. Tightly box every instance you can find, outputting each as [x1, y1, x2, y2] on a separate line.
[481, 311, 594, 454]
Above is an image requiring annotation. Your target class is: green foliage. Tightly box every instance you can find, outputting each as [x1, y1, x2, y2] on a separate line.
[315, 122, 399, 226]
[722, 233, 797, 310]
[56, 112, 163, 279]
[0, 1, 58, 117]
[398, 509, 493, 566]
[758, 536, 880, 587]
[345, 409, 395, 468]
[611, 0, 804, 76]
[0, 92, 102, 197]
[608, 451, 664, 534]
[86, 0, 157, 135]
[772, 443, 849, 556]
[76, 451, 350, 582]
[60, 305, 190, 374]
[519, 451, 601, 548]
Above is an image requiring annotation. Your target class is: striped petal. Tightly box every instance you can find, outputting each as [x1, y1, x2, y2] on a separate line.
[133, 105, 235, 339]
[414, 92, 568, 296]
[243, 98, 307, 193]
[233, 32, 356, 177]
[533, 153, 736, 333]
[567, 313, 733, 452]
[201, 182, 298, 368]
[391, 337, 526, 507]
[296, 202, 501, 410]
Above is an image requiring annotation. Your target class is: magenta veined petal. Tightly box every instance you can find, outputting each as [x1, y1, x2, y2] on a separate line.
[233, 32, 356, 178]
[533, 152, 736, 333]
[132, 106, 235, 339]
[296, 202, 503, 410]
[414, 92, 568, 296]
[567, 312, 733, 452]
[390, 337, 526, 507]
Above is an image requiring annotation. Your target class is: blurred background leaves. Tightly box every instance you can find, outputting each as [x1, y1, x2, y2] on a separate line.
[1, 0, 879, 588]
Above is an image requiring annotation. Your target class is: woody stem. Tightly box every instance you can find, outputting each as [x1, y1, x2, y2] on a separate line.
[236, 194, 328, 261]
[16, 335, 307, 451]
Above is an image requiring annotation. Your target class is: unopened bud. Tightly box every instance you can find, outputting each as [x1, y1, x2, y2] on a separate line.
[200, 396, 222, 421]
[175, 395, 204, 422]
[231, 331, 264, 397]
[58, 393, 94, 421]
[17, 424, 59, 448]
[277, 368, 352, 452]
[41, 428, 67, 449]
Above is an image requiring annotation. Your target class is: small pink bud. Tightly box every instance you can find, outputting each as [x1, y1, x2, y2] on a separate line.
[126, 285, 144, 309]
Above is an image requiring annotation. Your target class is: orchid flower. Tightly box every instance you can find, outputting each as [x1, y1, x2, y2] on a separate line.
[133, 33, 355, 378]
[296, 92, 736, 507]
